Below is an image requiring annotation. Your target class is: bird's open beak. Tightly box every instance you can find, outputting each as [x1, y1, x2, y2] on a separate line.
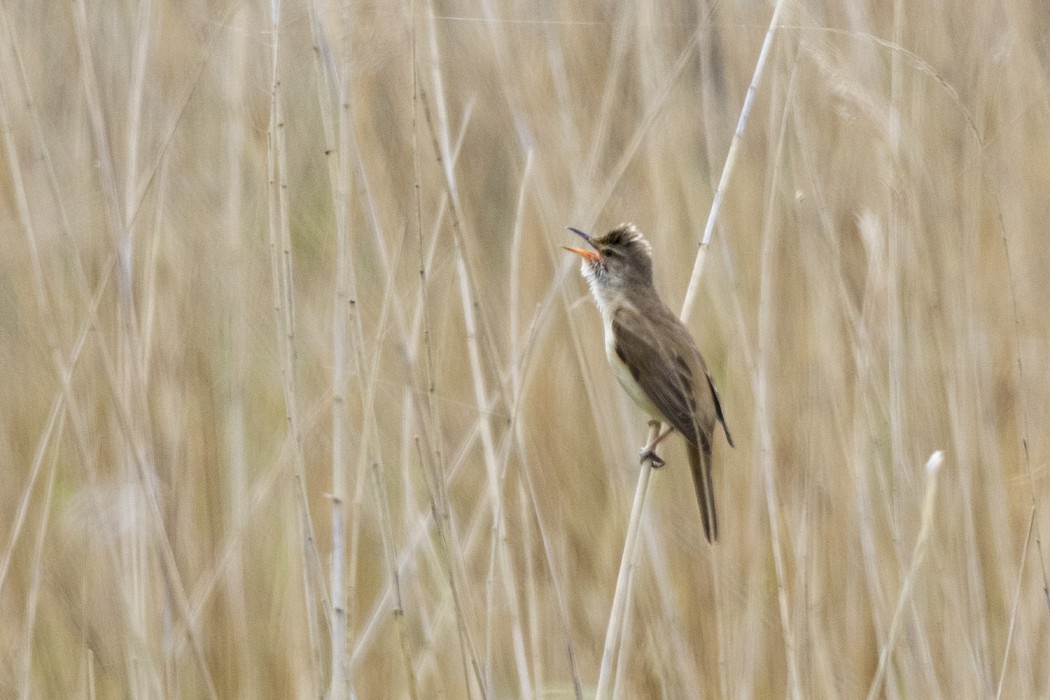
[562, 246, 601, 262]
[564, 227, 601, 261]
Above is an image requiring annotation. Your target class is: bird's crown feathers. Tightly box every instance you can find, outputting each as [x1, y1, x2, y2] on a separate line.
[594, 223, 652, 257]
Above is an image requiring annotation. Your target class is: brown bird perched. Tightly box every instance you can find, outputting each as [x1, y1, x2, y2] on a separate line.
[564, 223, 734, 542]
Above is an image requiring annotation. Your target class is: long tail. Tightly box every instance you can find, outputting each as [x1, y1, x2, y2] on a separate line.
[687, 439, 717, 543]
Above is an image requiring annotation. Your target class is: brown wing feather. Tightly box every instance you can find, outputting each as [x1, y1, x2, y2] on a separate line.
[705, 370, 734, 447]
[611, 305, 712, 445]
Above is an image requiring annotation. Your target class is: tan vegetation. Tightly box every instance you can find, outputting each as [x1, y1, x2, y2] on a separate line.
[0, 0, 1047, 697]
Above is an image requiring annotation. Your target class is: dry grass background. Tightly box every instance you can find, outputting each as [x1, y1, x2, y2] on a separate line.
[1, 0, 1048, 697]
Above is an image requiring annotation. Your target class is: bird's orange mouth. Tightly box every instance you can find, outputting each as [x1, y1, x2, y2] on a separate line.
[562, 245, 601, 262]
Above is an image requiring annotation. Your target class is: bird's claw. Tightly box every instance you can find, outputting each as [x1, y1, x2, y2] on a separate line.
[640, 447, 665, 468]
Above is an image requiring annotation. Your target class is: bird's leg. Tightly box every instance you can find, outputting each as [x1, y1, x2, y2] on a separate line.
[640, 421, 674, 468]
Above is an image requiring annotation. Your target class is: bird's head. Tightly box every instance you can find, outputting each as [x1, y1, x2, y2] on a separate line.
[563, 223, 654, 292]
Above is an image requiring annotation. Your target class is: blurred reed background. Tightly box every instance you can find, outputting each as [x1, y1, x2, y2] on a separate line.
[1, 0, 1048, 697]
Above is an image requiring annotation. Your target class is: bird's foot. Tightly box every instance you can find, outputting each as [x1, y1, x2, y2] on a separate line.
[642, 420, 669, 467]
[640, 446, 666, 468]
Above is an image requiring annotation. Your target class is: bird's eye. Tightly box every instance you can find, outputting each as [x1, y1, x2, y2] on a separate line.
[603, 248, 619, 258]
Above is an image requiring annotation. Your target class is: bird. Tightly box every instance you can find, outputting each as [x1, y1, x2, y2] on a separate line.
[564, 223, 734, 542]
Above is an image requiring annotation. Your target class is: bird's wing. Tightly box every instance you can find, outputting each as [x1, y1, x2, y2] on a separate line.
[704, 367, 734, 447]
[610, 305, 704, 444]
